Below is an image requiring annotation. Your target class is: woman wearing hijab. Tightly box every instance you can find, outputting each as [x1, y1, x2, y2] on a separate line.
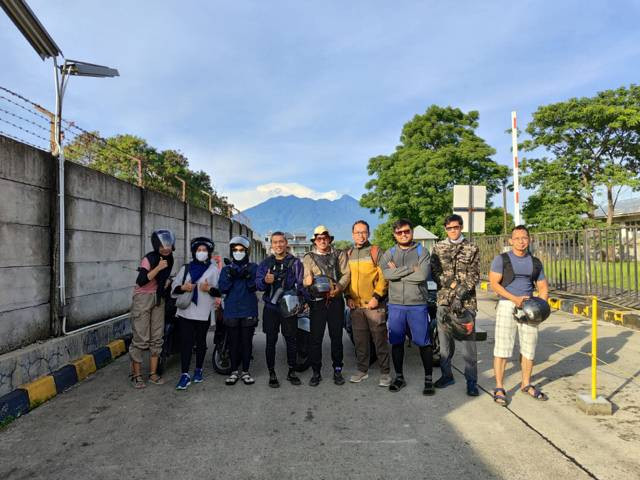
[130, 229, 175, 389]
[219, 236, 259, 385]
[172, 237, 221, 390]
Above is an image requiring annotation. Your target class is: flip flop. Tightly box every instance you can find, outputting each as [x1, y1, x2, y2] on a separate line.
[493, 388, 508, 406]
[521, 384, 549, 401]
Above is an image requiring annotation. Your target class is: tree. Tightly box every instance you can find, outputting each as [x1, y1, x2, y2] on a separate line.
[65, 133, 233, 213]
[485, 207, 514, 235]
[521, 85, 640, 228]
[361, 105, 509, 239]
[333, 240, 354, 251]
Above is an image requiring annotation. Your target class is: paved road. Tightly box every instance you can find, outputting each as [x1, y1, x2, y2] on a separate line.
[1, 293, 638, 480]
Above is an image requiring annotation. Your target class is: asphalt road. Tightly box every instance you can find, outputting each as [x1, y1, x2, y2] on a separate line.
[1, 293, 638, 480]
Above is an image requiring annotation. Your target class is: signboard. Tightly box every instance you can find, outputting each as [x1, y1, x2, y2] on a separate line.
[453, 185, 486, 234]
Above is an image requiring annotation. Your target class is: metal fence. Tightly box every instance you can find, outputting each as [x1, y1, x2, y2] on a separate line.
[474, 226, 640, 308]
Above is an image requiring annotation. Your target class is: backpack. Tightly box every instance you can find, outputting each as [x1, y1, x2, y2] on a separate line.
[389, 243, 423, 258]
[346, 245, 380, 266]
[499, 252, 543, 287]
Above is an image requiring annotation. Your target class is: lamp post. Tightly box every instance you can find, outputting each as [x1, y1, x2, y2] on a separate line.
[1, 0, 119, 335]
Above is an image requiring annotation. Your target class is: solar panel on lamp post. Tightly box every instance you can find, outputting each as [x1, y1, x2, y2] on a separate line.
[1, 0, 119, 335]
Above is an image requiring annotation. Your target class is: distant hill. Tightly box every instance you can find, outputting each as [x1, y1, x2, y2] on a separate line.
[239, 195, 385, 240]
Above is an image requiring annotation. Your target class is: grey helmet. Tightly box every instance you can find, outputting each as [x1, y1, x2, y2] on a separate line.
[278, 291, 304, 318]
[229, 235, 251, 253]
[310, 275, 332, 296]
[520, 297, 551, 325]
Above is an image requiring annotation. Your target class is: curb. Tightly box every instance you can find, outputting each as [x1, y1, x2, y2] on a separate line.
[0, 336, 130, 426]
[479, 283, 639, 330]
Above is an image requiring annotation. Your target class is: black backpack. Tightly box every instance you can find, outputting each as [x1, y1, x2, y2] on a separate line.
[499, 252, 543, 287]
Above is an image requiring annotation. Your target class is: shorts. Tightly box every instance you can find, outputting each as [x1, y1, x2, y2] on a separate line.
[493, 300, 539, 360]
[387, 304, 430, 347]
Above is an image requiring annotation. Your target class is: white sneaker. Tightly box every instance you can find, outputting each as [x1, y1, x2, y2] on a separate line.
[379, 374, 392, 387]
[349, 371, 369, 383]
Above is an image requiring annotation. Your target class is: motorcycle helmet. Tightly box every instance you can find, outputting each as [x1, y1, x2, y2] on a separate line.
[520, 297, 551, 325]
[278, 291, 303, 318]
[310, 275, 332, 296]
[191, 236, 214, 259]
[151, 229, 176, 252]
[444, 308, 475, 341]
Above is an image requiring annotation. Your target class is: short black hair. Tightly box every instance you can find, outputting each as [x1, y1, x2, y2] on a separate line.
[444, 214, 463, 227]
[392, 218, 413, 231]
[270, 231, 287, 243]
[511, 225, 530, 236]
[352, 220, 370, 233]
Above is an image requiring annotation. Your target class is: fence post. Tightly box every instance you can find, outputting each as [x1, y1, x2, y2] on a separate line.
[591, 296, 598, 400]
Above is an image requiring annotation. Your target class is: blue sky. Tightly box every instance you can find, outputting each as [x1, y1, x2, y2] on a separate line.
[2, 1, 639, 211]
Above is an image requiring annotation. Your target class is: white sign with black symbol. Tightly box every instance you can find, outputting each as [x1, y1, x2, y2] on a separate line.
[453, 185, 486, 234]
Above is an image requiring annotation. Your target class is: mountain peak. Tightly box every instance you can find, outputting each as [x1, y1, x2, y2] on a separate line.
[240, 195, 383, 240]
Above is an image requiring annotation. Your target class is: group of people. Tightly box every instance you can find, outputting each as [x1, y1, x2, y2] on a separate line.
[128, 214, 550, 406]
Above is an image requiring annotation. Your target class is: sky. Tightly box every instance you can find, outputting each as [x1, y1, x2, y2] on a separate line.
[1, 1, 639, 211]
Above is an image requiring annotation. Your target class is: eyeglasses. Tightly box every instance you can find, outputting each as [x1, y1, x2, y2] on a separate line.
[445, 225, 461, 231]
[353, 231, 368, 236]
[394, 229, 412, 236]
[316, 236, 330, 242]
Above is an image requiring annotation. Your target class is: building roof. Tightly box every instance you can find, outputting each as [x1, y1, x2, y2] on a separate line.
[413, 225, 438, 240]
[594, 197, 640, 219]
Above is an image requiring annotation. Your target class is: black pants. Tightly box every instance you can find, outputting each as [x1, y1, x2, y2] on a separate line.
[263, 306, 297, 370]
[179, 316, 211, 374]
[228, 324, 255, 372]
[309, 296, 345, 373]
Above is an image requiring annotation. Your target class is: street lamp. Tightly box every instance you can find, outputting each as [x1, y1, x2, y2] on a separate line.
[1, 0, 119, 334]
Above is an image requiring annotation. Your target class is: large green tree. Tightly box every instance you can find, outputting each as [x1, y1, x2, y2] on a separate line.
[65, 132, 232, 213]
[361, 105, 509, 243]
[521, 85, 640, 228]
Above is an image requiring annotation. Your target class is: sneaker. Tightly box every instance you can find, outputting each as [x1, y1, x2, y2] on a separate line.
[287, 368, 301, 386]
[334, 368, 345, 385]
[269, 370, 280, 388]
[176, 373, 191, 390]
[309, 372, 322, 387]
[349, 371, 369, 383]
[434, 376, 455, 389]
[193, 368, 204, 383]
[467, 381, 480, 397]
[423, 380, 435, 396]
[378, 374, 392, 387]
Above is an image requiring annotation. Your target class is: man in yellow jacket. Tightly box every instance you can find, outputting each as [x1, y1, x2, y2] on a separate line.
[345, 220, 391, 387]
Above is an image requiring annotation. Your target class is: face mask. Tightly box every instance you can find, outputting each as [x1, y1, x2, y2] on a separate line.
[195, 251, 209, 262]
[232, 251, 246, 261]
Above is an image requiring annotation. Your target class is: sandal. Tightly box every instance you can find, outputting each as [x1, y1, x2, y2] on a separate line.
[241, 372, 255, 385]
[389, 377, 407, 392]
[148, 373, 165, 385]
[493, 388, 508, 406]
[132, 375, 146, 389]
[225, 371, 240, 385]
[521, 384, 549, 401]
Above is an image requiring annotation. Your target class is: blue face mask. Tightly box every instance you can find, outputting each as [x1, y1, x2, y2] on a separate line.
[232, 251, 246, 261]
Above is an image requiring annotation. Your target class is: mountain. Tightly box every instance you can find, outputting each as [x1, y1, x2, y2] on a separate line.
[238, 195, 385, 240]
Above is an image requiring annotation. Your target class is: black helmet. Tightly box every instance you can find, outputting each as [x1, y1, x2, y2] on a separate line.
[190, 236, 214, 259]
[151, 229, 176, 252]
[310, 275, 331, 296]
[444, 308, 475, 341]
[278, 292, 303, 318]
[520, 297, 551, 325]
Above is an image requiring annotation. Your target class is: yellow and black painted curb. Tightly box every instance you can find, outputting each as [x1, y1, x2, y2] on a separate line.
[480, 282, 639, 330]
[0, 336, 131, 425]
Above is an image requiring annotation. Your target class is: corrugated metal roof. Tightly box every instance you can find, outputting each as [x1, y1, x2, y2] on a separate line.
[594, 197, 640, 218]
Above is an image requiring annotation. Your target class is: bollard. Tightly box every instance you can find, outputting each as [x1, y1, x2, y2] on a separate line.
[591, 296, 597, 400]
[576, 295, 612, 415]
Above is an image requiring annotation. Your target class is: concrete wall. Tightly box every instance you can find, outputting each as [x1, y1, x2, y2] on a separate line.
[0, 136, 52, 354]
[0, 135, 265, 357]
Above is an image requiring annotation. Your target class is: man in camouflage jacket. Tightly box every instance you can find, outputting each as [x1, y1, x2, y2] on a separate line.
[429, 214, 480, 396]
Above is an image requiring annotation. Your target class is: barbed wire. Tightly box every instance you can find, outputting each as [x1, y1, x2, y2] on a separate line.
[0, 117, 50, 145]
[0, 129, 48, 152]
[0, 94, 50, 122]
[0, 106, 51, 133]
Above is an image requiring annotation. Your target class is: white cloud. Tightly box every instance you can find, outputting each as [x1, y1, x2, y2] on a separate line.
[229, 183, 341, 210]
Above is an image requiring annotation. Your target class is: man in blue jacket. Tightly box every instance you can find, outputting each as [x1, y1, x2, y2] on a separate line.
[256, 231, 304, 387]
[219, 236, 259, 385]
